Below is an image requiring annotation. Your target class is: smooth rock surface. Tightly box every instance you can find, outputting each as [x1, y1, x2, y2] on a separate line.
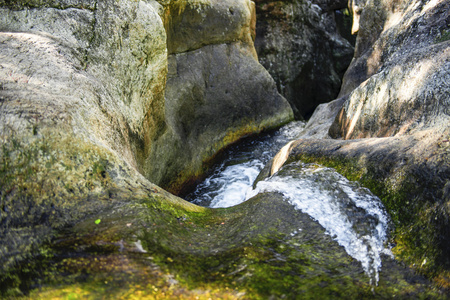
[0, 0, 292, 291]
[151, 0, 293, 193]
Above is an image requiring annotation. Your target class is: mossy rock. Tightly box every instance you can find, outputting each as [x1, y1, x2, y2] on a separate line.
[264, 136, 450, 291]
[3, 190, 445, 298]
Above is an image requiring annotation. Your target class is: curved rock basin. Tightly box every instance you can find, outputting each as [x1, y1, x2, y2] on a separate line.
[5, 123, 442, 299]
[186, 121, 307, 207]
[186, 122, 392, 285]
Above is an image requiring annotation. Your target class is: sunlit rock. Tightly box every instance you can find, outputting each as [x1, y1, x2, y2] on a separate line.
[0, 0, 292, 292]
[150, 0, 293, 193]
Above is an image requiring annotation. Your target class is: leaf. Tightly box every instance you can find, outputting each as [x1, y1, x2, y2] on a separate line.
[95, 219, 101, 224]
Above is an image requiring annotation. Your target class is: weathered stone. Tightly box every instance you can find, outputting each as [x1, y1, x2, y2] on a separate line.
[149, 0, 293, 193]
[0, 0, 169, 172]
[4, 189, 442, 298]
[0, 0, 293, 292]
[265, 0, 450, 284]
[339, 0, 450, 97]
[299, 96, 347, 139]
[254, 0, 354, 119]
[164, 0, 257, 55]
[153, 42, 293, 193]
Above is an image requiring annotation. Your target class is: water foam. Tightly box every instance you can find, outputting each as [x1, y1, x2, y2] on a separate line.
[247, 162, 392, 284]
[186, 121, 392, 284]
[186, 121, 306, 207]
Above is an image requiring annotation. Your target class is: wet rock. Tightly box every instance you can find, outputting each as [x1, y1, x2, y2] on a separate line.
[0, 0, 292, 292]
[263, 0, 450, 286]
[9, 192, 443, 298]
[158, 42, 292, 193]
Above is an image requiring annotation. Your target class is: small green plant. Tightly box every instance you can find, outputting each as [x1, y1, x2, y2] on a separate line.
[436, 29, 450, 43]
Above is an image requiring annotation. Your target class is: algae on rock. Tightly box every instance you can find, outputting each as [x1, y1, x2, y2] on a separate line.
[0, 0, 294, 295]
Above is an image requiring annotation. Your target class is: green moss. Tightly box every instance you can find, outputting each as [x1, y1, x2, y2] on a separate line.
[3, 189, 445, 298]
[1, 129, 445, 297]
[0, 130, 126, 296]
[284, 153, 448, 284]
[435, 29, 450, 44]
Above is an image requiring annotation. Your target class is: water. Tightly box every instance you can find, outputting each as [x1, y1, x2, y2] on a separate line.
[185, 121, 392, 284]
[185, 121, 307, 207]
[247, 162, 392, 285]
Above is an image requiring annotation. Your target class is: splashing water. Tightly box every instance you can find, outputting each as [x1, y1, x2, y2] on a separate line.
[247, 162, 392, 285]
[185, 121, 306, 207]
[185, 122, 392, 284]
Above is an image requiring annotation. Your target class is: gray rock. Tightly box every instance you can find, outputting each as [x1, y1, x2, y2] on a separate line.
[0, 0, 293, 281]
[267, 0, 450, 280]
[149, 0, 293, 193]
[254, 0, 354, 119]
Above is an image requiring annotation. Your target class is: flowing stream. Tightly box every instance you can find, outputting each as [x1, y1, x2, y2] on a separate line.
[185, 121, 393, 285]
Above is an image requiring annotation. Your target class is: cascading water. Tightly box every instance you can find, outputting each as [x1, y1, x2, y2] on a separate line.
[185, 121, 307, 208]
[246, 162, 392, 285]
[185, 121, 393, 285]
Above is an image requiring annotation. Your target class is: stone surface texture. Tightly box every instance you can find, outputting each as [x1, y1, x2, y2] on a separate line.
[253, 0, 354, 119]
[146, 0, 293, 193]
[0, 0, 292, 284]
[270, 0, 450, 282]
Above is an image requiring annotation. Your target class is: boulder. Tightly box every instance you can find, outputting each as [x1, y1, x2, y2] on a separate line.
[0, 0, 293, 291]
[5, 191, 442, 298]
[266, 0, 450, 284]
[253, 0, 354, 119]
[147, 0, 293, 194]
[0, 0, 448, 296]
[0, 0, 168, 172]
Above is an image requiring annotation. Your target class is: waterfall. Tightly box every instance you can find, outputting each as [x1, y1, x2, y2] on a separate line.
[186, 121, 392, 284]
[247, 162, 393, 285]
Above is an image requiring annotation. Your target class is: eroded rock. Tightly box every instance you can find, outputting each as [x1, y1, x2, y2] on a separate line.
[254, 0, 354, 119]
[0, 0, 293, 293]
[266, 0, 450, 284]
[150, 0, 293, 193]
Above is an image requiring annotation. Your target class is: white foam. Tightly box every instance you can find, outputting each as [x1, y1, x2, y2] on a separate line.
[248, 163, 392, 285]
[186, 121, 391, 284]
[208, 161, 263, 208]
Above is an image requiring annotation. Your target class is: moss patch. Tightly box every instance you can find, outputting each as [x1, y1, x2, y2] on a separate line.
[283, 149, 450, 289]
[2, 188, 445, 298]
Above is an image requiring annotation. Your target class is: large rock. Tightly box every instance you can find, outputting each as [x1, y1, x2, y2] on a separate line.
[0, 0, 447, 297]
[339, 0, 450, 97]
[147, 0, 293, 193]
[0, 0, 293, 291]
[267, 0, 450, 283]
[0, 0, 168, 171]
[253, 0, 354, 119]
[3, 189, 442, 298]
[0, 0, 182, 283]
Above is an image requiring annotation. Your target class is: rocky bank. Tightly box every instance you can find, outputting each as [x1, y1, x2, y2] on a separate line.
[0, 0, 292, 295]
[270, 0, 450, 288]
